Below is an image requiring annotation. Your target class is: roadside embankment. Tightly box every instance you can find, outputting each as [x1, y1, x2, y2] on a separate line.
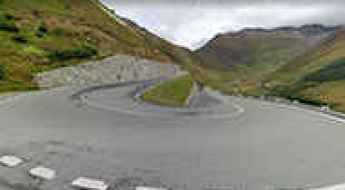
[34, 55, 182, 89]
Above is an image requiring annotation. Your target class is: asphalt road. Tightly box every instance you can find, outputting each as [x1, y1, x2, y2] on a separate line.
[0, 82, 345, 190]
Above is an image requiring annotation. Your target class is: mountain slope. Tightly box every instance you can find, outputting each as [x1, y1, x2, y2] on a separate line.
[195, 25, 339, 94]
[197, 25, 345, 112]
[195, 25, 336, 89]
[264, 28, 345, 111]
[0, 0, 196, 92]
[197, 25, 337, 70]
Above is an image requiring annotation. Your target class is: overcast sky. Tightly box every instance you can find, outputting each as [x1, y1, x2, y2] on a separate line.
[101, 0, 345, 50]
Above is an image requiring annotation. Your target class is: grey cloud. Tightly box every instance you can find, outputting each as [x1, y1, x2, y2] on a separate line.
[102, 0, 345, 6]
[101, 0, 345, 49]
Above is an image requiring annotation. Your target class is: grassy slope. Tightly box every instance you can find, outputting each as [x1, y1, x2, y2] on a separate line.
[141, 75, 194, 107]
[194, 27, 345, 113]
[195, 31, 323, 96]
[0, 0, 196, 92]
[263, 30, 345, 111]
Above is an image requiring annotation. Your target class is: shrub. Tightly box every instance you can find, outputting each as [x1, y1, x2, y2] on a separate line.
[109, 9, 115, 15]
[0, 15, 19, 32]
[12, 34, 28, 44]
[0, 64, 6, 80]
[36, 22, 48, 37]
[286, 95, 326, 107]
[48, 45, 97, 61]
[4, 14, 14, 20]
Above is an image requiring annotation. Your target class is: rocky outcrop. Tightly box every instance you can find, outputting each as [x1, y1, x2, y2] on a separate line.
[34, 55, 182, 89]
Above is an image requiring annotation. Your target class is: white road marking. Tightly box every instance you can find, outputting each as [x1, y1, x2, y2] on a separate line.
[0, 155, 23, 167]
[136, 186, 168, 190]
[311, 183, 345, 190]
[29, 166, 56, 180]
[259, 100, 345, 124]
[71, 177, 109, 190]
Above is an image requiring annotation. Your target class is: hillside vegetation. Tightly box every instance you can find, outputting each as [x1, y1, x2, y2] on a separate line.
[195, 25, 338, 96]
[264, 29, 345, 112]
[197, 26, 345, 112]
[141, 75, 194, 107]
[0, 0, 196, 92]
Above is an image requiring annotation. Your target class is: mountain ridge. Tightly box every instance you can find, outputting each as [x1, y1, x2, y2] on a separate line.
[195, 24, 345, 112]
[214, 24, 341, 38]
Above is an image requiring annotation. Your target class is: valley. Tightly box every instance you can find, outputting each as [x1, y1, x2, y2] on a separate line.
[1, 0, 345, 190]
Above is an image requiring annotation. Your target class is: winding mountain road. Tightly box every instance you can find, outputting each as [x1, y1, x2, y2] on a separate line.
[0, 81, 345, 190]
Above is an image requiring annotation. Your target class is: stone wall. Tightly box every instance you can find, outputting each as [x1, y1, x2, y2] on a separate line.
[34, 55, 181, 89]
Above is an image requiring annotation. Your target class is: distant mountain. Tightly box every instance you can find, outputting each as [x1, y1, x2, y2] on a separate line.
[0, 0, 196, 92]
[264, 27, 345, 112]
[196, 24, 339, 70]
[195, 25, 345, 112]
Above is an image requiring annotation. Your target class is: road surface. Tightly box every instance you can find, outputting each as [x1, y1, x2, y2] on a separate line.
[0, 81, 344, 190]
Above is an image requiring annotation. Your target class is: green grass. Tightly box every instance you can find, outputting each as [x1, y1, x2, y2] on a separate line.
[141, 75, 194, 107]
[0, 14, 19, 32]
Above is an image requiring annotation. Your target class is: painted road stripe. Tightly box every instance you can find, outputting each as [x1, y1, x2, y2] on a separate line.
[0, 155, 23, 167]
[311, 183, 345, 190]
[259, 99, 345, 124]
[71, 177, 109, 190]
[29, 166, 56, 180]
[136, 186, 168, 190]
